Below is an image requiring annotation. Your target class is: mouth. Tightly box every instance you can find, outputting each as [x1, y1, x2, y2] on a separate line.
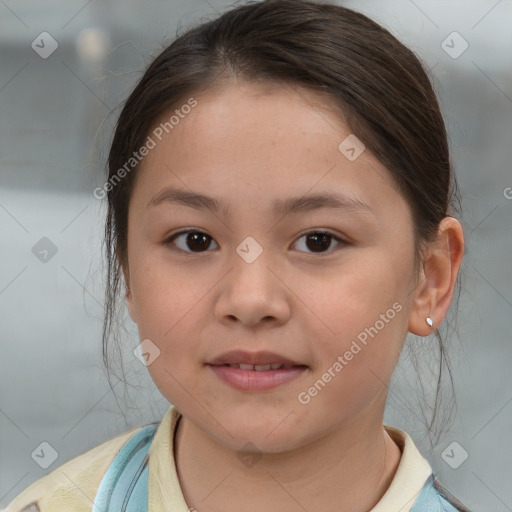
[210, 362, 304, 371]
[206, 349, 306, 367]
[206, 350, 308, 391]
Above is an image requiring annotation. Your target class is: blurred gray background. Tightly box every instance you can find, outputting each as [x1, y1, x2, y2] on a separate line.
[1, 0, 511, 510]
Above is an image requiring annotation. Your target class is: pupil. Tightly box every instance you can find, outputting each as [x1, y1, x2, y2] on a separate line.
[187, 232, 210, 251]
[307, 233, 330, 252]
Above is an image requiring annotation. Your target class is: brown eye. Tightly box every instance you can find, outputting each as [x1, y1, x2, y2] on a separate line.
[293, 231, 343, 254]
[167, 230, 219, 253]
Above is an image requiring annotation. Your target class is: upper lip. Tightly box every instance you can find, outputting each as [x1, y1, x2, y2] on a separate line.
[207, 350, 305, 366]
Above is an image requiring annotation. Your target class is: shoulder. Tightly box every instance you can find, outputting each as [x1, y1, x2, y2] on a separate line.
[2, 426, 146, 512]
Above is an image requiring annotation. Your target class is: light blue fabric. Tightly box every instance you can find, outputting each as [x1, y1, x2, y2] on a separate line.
[92, 424, 157, 512]
[93, 425, 463, 512]
[410, 475, 461, 512]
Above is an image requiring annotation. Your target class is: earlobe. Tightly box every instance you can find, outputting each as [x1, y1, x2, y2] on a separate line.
[407, 264, 434, 337]
[408, 216, 464, 337]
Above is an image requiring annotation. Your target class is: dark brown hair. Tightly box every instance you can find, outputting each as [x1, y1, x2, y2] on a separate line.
[102, 0, 462, 441]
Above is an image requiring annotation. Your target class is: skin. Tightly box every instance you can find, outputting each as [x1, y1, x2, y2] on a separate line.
[123, 81, 464, 512]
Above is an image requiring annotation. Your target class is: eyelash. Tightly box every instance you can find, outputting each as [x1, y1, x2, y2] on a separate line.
[164, 229, 347, 255]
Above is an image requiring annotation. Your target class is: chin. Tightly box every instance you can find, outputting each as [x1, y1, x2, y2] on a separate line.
[210, 411, 309, 454]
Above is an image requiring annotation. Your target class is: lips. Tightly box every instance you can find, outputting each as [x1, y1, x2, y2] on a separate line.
[206, 349, 305, 368]
[206, 350, 308, 391]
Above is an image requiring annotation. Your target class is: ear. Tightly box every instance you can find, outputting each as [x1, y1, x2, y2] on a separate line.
[408, 216, 464, 336]
[122, 262, 137, 324]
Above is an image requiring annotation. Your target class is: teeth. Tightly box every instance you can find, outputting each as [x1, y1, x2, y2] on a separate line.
[226, 363, 288, 370]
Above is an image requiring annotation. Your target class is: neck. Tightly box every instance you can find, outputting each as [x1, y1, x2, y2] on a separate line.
[173, 410, 402, 512]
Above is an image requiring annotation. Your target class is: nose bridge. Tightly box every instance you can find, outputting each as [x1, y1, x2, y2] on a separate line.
[231, 236, 275, 304]
[215, 235, 290, 326]
[233, 245, 270, 295]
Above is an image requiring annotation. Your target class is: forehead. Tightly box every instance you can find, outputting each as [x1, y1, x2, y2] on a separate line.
[130, 81, 406, 220]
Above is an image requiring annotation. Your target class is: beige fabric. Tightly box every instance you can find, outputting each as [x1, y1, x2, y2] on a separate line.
[3, 405, 433, 512]
[148, 406, 190, 511]
[2, 426, 141, 512]
[370, 426, 433, 512]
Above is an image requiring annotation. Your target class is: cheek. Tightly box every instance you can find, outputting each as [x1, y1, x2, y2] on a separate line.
[302, 251, 407, 338]
[128, 250, 212, 352]
[129, 242, 181, 311]
[299, 251, 409, 389]
[130, 258, 213, 404]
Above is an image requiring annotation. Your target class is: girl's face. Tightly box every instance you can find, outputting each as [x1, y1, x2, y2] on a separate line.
[124, 81, 421, 452]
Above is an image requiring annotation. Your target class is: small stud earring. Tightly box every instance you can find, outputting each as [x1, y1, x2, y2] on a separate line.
[426, 316, 433, 328]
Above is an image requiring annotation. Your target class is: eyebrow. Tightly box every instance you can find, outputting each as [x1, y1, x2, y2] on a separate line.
[147, 186, 374, 217]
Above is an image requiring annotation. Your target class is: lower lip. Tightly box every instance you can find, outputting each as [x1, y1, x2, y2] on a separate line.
[207, 364, 308, 391]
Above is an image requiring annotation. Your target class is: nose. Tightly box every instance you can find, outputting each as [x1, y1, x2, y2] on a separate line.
[214, 249, 291, 328]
